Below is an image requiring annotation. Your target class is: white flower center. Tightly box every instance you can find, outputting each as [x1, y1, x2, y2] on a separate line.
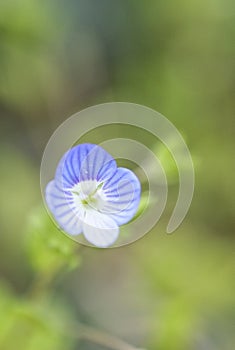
[71, 180, 106, 212]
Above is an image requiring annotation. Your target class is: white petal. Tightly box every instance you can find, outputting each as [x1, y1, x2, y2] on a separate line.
[82, 211, 119, 248]
[45, 180, 83, 236]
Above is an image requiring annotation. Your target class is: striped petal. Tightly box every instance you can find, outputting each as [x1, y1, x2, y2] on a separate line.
[55, 144, 117, 190]
[82, 210, 119, 248]
[102, 167, 141, 225]
[45, 180, 83, 235]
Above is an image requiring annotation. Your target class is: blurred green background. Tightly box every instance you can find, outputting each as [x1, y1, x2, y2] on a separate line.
[0, 1, 234, 349]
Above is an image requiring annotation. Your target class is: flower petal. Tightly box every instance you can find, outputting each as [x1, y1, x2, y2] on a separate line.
[102, 167, 141, 225]
[55, 144, 117, 189]
[82, 210, 119, 248]
[45, 180, 83, 235]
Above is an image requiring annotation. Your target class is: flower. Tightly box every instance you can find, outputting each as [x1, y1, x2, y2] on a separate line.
[45, 143, 141, 247]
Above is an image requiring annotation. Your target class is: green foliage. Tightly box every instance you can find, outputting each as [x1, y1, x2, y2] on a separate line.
[26, 206, 81, 274]
[0, 205, 81, 350]
[0, 0, 64, 113]
[0, 283, 74, 350]
[135, 228, 235, 349]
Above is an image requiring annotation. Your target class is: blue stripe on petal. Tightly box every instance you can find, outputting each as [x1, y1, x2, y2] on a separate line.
[45, 180, 83, 236]
[55, 144, 117, 187]
[56, 208, 76, 219]
[64, 158, 74, 183]
[105, 188, 140, 198]
[114, 180, 135, 192]
[102, 167, 141, 226]
[70, 151, 79, 183]
[103, 171, 126, 190]
[55, 151, 74, 188]
[79, 144, 90, 181]
[91, 147, 99, 180]
[54, 200, 74, 208]
[79, 144, 116, 182]
[60, 209, 83, 235]
[54, 182, 72, 195]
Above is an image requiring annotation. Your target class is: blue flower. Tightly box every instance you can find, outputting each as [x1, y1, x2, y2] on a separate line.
[45, 143, 141, 247]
